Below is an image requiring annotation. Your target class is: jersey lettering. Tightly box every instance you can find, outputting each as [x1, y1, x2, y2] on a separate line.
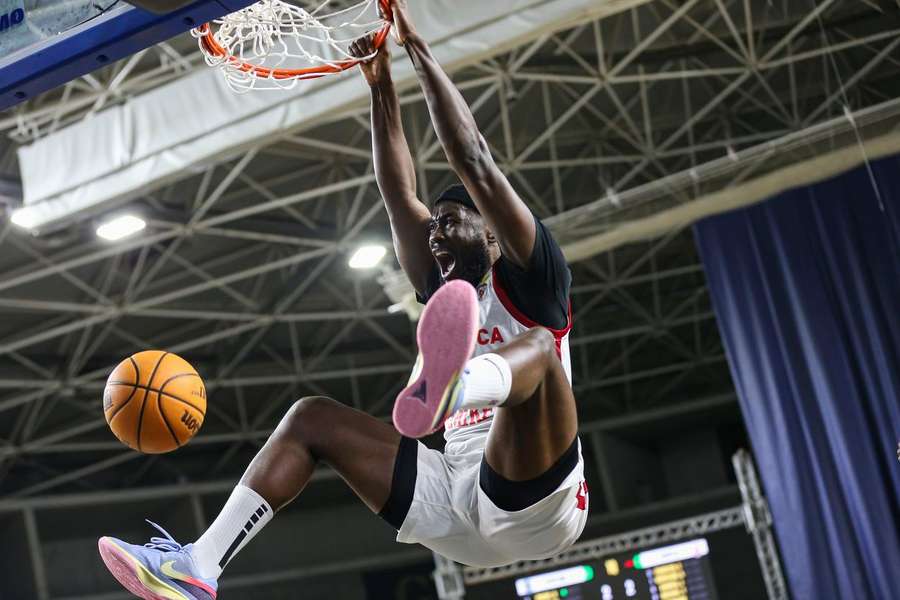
[477, 326, 505, 345]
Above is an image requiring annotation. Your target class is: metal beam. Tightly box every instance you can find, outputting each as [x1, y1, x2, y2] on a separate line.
[0, 393, 738, 510]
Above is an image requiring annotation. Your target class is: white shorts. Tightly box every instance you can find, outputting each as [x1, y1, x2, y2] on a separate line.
[392, 434, 588, 568]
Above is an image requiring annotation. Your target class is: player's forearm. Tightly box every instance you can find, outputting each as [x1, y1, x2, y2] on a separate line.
[403, 34, 493, 184]
[402, 32, 536, 266]
[369, 76, 433, 292]
[370, 77, 419, 212]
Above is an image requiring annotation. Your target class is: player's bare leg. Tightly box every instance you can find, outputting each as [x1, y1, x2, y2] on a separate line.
[241, 396, 401, 512]
[480, 329, 578, 481]
[99, 397, 406, 599]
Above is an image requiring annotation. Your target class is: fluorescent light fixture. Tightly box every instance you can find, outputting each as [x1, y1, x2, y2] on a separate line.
[96, 215, 146, 241]
[10, 207, 37, 229]
[349, 245, 387, 269]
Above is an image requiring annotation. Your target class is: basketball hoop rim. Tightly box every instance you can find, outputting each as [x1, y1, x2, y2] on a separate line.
[195, 0, 394, 81]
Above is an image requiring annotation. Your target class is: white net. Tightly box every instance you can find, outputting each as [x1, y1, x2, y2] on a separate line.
[192, 0, 390, 92]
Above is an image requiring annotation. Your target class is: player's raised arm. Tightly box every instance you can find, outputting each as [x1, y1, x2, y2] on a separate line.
[350, 36, 433, 295]
[392, 1, 536, 269]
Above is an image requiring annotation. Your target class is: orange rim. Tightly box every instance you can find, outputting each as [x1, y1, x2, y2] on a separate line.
[197, 0, 393, 81]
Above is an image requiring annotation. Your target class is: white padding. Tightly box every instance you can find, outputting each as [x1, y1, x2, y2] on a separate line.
[17, 0, 647, 231]
[559, 130, 900, 261]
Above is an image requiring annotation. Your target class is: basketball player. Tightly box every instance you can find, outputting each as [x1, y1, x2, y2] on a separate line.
[96, 3, 586, 598]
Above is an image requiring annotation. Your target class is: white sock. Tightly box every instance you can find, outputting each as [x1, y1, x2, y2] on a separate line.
[189, 485, 273, 578]
[456, 353, 513, 411]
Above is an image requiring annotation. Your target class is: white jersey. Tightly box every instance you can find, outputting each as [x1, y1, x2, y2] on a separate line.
[443, 266, 572, 455]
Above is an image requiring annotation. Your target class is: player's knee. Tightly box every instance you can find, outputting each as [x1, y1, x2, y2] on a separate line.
[529, 327, 557, 360]
[283, 395, 339, 442]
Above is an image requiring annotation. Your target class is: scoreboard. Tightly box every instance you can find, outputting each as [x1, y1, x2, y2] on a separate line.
[509, 539, 717, 600]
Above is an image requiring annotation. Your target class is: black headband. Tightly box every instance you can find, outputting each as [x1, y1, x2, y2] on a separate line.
[434, 184, 479, 214]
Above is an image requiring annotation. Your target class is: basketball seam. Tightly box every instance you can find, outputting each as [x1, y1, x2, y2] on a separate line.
[157, 378, 182, 449]
[106, 381, 206, 417]
[156, 373, 205, 415]
[136, 352, 170, 453]
[107, 357, 141, 425]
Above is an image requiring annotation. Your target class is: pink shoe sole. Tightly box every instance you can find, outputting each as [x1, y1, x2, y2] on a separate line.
[393, 280, 479, 438]
[98, 537, 179, 600]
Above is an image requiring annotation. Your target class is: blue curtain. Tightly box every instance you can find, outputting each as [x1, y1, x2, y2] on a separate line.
[693, 155, 900, 600]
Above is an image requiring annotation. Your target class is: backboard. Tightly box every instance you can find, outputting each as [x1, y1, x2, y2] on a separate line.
[0, 0, 256, 110]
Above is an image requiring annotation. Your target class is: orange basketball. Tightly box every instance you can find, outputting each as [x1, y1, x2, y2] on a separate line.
[103, 350, 207, 454]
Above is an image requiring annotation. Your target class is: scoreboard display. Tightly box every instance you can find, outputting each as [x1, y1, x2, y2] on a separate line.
[509, 539, 717, 600]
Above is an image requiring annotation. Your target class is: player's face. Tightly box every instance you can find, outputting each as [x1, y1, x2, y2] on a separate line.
[428, 203, 492, 286]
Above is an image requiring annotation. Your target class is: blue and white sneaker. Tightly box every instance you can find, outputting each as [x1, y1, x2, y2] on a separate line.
[98, 521, 217, 600]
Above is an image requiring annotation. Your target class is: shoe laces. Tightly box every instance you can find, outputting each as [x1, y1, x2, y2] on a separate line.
[143, 519, 185, 553]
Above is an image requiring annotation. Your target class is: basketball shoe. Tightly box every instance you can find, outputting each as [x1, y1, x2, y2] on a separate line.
[98, 521, 217, 600]
[393, 279, 478, 438]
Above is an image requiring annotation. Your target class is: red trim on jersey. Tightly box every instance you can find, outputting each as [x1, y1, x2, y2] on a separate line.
[491, 268, 572, 356]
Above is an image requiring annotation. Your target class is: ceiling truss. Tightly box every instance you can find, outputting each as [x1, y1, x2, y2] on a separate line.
[0, 0, 895, 527]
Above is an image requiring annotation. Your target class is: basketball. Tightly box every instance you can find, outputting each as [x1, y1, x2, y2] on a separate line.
[103, 351, 207, 454]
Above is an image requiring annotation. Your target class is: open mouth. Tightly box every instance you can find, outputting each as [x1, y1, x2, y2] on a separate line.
[432, 250, 456, 279]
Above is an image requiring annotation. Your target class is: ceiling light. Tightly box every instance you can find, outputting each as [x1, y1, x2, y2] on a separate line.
[10, 207, 36, 229]
[349, 245, 386, 269]
[96, 215, 146, 241]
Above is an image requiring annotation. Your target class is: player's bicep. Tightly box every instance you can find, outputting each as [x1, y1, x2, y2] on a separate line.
[387, 203, 434, 296]
[462, 157, 536, 268]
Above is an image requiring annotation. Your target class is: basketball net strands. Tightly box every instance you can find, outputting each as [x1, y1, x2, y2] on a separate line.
[192, 0, 393, 92]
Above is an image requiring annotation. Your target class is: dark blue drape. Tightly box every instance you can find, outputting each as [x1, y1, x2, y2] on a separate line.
[694, 155, 900, 600]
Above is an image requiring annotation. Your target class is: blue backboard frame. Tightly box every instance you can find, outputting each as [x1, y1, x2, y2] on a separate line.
[0, 0, 255, 111]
